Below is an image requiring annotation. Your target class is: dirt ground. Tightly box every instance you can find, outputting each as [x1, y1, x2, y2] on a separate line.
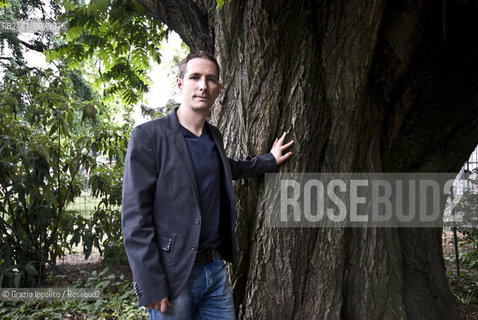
[46, 251, 133, 287]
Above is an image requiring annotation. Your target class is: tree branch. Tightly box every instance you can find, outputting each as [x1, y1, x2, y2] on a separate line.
[18, 39, 46, 52]
[382, 1, 478, 172]
[135, 0, 214, 52]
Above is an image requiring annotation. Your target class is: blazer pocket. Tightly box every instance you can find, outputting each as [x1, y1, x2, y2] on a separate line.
[157, 235, 175, 265]
[158, 236, 173, 252]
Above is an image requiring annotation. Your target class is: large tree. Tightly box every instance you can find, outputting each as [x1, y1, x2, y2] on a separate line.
[135, 0, 478, 319]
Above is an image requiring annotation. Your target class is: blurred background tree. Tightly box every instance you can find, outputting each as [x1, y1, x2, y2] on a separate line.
[0, 0, 181, 287]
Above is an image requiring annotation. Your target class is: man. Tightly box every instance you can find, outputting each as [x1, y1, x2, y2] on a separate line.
[121, 51, 293, 320]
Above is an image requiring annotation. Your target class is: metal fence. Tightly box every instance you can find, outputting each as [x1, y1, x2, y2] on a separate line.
[448, 145, 478, 276]
[56, 189, 103, 266]
[465, 145, 478, 173]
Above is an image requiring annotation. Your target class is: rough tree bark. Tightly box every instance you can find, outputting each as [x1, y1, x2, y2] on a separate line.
[135, 0, 478, 319]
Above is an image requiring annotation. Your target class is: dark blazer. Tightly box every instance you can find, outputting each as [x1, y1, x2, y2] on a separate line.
[121, 109, 278, 306]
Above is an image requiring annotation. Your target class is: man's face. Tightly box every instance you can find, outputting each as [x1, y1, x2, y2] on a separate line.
[177, 58, 221, 113]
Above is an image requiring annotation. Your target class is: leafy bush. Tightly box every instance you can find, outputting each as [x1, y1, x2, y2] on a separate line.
[0, 68, 129, 287]
[0, 0, 177, 289]
[0, 267, 148, 319]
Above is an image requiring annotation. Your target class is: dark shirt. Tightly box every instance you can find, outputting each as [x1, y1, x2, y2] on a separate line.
[180, 124, 222, 252]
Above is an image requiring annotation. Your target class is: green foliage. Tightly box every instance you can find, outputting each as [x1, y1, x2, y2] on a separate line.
[0, 267, 149, 319]
[1, 0, 179, 303]
[455, 174, 478, 260]
[216, 0, 232, 9]
[216, 0, 225, 9]
[445, 236, 478, 308]
[449, 267, 478, 305]
[48, 0, 170, 105]
[0, 0, 173, 289]
[0, 66, 129, 287]
[0, 0, 9, 9]
[456, 189, 478, 235]
[460, 249, 478, 269]
[448, 174, 478, 306]
[0, 0, 61, 65]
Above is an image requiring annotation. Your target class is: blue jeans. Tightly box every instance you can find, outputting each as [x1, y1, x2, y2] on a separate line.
[148, 251, 236, 320]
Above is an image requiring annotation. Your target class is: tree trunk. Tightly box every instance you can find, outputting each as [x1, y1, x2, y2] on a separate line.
[136, 0, 478, 318]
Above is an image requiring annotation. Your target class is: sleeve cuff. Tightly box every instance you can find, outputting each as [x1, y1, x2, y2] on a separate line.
[258, 152, 279, 173]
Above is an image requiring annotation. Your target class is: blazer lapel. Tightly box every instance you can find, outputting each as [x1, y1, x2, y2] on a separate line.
[207, 122, 233, 180]
[166, 110, 200, 204]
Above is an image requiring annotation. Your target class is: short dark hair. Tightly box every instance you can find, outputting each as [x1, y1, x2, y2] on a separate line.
[178, 50, 220, 80]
